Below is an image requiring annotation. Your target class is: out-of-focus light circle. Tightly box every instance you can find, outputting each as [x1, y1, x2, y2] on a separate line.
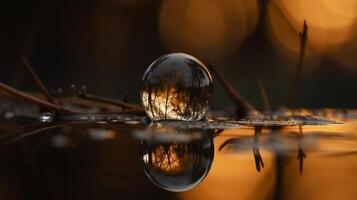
[320, 0, 357, 19]
[267, 1, 327, 71]
[275, 0, 356, 53]
[267, 2, 304, 56]
[159, 0, 259, 59]
[331, 26, 357, 71]
[239, 0, 260, 36]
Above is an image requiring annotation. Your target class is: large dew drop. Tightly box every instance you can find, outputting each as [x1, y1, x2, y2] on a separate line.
[140, 53, 213, 121]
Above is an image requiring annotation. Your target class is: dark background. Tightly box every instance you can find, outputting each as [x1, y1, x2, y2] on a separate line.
[0, 0, 356, 110]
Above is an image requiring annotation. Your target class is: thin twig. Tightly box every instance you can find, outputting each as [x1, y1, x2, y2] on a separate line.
[287, 20, 308, 107]
[256, 77, 270, 112]
[80, 93, 143, 111]
[12, 14, 42, 87]
[0, 82, 77, 114]
[0, 89, 144, 114]
[205, 63, 256, 118]
[21, 55, 58, 105]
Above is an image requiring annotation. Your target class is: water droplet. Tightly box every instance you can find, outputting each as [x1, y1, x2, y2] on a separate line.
[139, 133, 214, 192]
[140, 53, 213, 121]
[39, 112, 54, 123]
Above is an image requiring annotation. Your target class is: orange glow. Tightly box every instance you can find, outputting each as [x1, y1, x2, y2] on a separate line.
[280, 154, 357, 200]
[159, 0, 259, 59]
[320, 0, 357, 19]
[267, 2, 311, 57]
[179, 130, 276, 200]
[274, 0, 356, 53]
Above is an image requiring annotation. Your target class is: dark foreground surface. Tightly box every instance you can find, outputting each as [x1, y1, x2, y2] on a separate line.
[0, 109, 357, 200]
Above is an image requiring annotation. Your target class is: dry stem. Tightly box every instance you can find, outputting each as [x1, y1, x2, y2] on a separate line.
[21, 55, 57, 104]
[206, 62, 256, 118]
[287, 20, 308, 107]
[0, 82, 77, 114]
[79, 93, 143, 111]
[256, 77, 270, 112]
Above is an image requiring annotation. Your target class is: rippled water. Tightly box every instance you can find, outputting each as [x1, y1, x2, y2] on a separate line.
[0, 109, 357, 200]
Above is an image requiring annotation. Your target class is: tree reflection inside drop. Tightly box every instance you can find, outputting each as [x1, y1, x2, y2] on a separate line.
[140, 53, 213, 121]
[139, 127, 214, 192]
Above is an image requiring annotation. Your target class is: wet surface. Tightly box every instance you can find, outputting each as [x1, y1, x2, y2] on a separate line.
[0, 109, 357, 200]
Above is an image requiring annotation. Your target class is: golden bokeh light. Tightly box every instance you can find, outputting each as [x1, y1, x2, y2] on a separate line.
[320, 0, 357, 19]
[275, 0, 356, 53]
[141, 86, 190, 120]
[267, 2, 309, 57]
[159, 0, 259, 59]
[179, 130, 276, 200]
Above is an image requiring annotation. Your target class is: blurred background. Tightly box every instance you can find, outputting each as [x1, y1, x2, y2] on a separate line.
[1, 0, 357, 110]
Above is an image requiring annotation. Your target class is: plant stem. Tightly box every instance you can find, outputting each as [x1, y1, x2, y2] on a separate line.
[256, 77, 270, 112]
[0, 82, 77, 114]
[21, 55, 58, 105]
[80, 93, 142, 111]
[287, 20, 308, 107]
[206, 63, 256, 117]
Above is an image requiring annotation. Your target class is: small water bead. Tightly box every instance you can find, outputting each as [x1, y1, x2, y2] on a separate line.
[39, 112, 54, 123]
[140, 53, 213, 121]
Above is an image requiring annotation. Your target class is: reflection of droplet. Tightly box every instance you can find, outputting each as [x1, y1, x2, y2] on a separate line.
[39, 112, 54, 123]
[139, 132, 214, 192]
[140, 53, 213, 121]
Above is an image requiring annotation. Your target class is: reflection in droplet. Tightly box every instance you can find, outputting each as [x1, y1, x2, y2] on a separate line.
[39, 112, 54, 123]
[140, 53, 213, 121]
[139, 131, 214, 192]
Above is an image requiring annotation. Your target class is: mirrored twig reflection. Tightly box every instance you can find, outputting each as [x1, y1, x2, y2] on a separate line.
[219, 126, 313, 173]
[297, 126, 306, 174]
[253, 127, 264, 172]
